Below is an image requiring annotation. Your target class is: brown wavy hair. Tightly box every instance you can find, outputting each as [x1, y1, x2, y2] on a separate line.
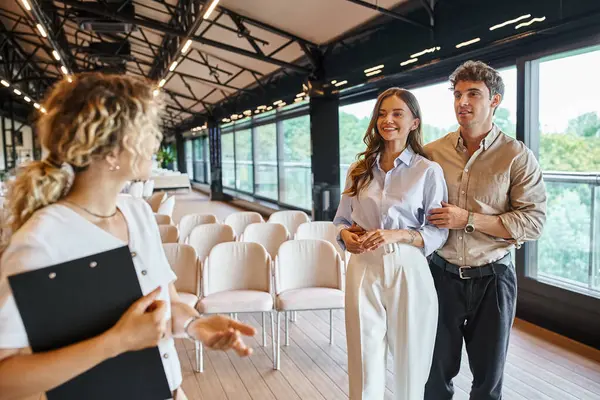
[344, 87, 427, 197]
[6, 73, 163, 232]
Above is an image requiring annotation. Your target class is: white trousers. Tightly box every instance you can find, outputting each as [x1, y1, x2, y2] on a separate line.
[346, 243, 438, 400]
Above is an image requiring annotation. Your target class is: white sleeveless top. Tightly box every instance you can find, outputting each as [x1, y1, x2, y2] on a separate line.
[0, 195, 182, 399]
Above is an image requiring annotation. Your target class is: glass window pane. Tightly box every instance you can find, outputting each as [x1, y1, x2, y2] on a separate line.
[281, 116, 312, 210]
[235, 129, 253, 193]
[192, 139, 204, 182]
[339, 99, 375, 190]
[185, 140, 193, 179]
[221, 133, 235, 188]
[533, 45, 600, 294]
[254, 124, 278, 200]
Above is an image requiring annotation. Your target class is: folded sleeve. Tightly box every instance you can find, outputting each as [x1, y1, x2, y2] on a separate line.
[498, 148, 547, 245]
[417, 163, 449, 256]
[333, 165, 355, 251]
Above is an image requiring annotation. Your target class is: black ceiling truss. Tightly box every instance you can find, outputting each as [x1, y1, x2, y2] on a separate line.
[53, 0, 313, 74]
[343, 0, 432, 30]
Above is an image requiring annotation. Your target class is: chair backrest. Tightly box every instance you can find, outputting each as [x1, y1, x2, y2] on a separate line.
[129, 181, 144, 198]
[157, 195, 176, 218]
[203, 242, 271, 296]
[188, 223, 235, 263]
[158, 224, 179, 243]
[178, 213, 219, 244]
[155, 214, 173, 225]
[162, 243, 200, 295]
[142, 180, 155, 197]
[295, 221, 344, 260]
[241, 222, 289, 259]
[268, 211, 310, 237]
[224, 212, 264, 238]
[275, 239, 342, 295]
[147, 192, 166, 213]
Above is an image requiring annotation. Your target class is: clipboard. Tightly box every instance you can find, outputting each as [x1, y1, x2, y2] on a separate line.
[8, 245, 172, 400]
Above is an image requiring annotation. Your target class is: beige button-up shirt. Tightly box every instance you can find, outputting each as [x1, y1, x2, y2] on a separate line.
[425, 124, 547, 267]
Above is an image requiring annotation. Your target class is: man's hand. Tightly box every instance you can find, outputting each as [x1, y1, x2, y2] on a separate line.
[341, 223, 366, 254]
[428, 201, 469, 230]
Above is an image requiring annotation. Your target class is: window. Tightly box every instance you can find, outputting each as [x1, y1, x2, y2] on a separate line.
[254, 124, 278, 200]
[185, 140, 193, 179]
[281, 115, 312, 209]
[221, 132, 235, 188]
[339, 99, 375, 189]
[235, 129, 253, 193]
[192, 138, 207, 183]
[528, 45, 600, 295]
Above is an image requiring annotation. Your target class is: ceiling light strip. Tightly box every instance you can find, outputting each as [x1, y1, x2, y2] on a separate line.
[456, 37, 481, 48]
[489, 14, 531, 30]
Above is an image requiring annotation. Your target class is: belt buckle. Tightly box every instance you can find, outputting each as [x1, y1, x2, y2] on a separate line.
[459, 266, 472, 280]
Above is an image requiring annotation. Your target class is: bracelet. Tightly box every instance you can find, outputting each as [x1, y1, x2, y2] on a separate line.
[183, 316, 201, 341]
[406, 229, 417, 245]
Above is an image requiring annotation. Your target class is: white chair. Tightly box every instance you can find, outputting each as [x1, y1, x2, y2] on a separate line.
[129, 181, 144, 198]
[147, 192, 167, 213]
[142, 180, 155, 198]
[296, 221, 345, 263]
[187, 223, 235, 264]
[155, 214, 173, 225]
[158, 224, 179, 243]
[162, 243, 200, 308]
[178, 214, 219, 244]
[274, 239, 344, 369]
[196, 242, 275, 371]
[241, 223, 289, 260]
[157, 195, 175, 218]
[224, 212, 264, 239]
[268, 211, 310, 237]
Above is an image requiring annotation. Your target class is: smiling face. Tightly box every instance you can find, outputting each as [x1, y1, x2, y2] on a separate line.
[453, 80, 501, 129]
[376, 95, 420, 144]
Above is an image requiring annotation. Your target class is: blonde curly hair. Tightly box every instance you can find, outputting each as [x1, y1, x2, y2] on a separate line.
[6, 73, 163, 232]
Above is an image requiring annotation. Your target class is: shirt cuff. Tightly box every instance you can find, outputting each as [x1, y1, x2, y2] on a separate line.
[335, 224, 350, 251]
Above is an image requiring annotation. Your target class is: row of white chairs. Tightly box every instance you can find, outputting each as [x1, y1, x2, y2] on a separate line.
[156, 214, 344, 266]
[165, 239, 344, 372]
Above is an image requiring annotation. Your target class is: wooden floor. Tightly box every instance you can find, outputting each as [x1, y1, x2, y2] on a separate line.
[174, 311, 600, 400]
[170, 191, 600, 399]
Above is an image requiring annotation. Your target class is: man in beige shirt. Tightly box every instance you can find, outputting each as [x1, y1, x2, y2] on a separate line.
[424, 60, 546, 400]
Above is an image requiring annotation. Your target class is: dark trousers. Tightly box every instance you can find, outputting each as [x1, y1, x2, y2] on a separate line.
[424, 257, 517, 400]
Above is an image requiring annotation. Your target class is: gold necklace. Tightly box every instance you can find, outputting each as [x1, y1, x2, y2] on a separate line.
[62, 200, 118, 219]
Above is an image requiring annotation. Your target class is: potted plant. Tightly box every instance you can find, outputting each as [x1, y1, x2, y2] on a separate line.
[156, 147, 175, 170]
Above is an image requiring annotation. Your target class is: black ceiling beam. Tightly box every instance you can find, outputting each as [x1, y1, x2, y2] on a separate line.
[418, 0, 435, 27]
[230, 15, 264, 56]
[217, 6, 317, 48]
[53, 0, 311, 74]
[196, 48, 264, 77]
[343, 0, 432, 30]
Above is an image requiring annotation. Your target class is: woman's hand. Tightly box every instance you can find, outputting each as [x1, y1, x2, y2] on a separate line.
[360, 229, 402, 251]
[189, 315, 256, 357]
[341, 224, 366, 254]
[107, 287, 168, 355]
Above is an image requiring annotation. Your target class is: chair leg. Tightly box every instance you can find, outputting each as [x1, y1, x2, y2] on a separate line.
[270, 311, 276, 369]
[285, 311, 290, 346]
[276, 312, 281, 370]
[290, 311, 297, 322]
[329, 309, 334, 345]
[262, 312, 267, 347]
[194, 341, 204, 373]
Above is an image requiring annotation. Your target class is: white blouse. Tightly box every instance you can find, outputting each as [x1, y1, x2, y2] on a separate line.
[0, 195, 182, 399]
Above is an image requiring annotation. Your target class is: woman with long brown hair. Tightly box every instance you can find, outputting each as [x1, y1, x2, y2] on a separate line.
[0, 73, 255, 400]
[334, 88, 448, 399]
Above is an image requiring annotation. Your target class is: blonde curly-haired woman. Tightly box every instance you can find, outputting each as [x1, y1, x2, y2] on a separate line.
[0, 73, 255, 400]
